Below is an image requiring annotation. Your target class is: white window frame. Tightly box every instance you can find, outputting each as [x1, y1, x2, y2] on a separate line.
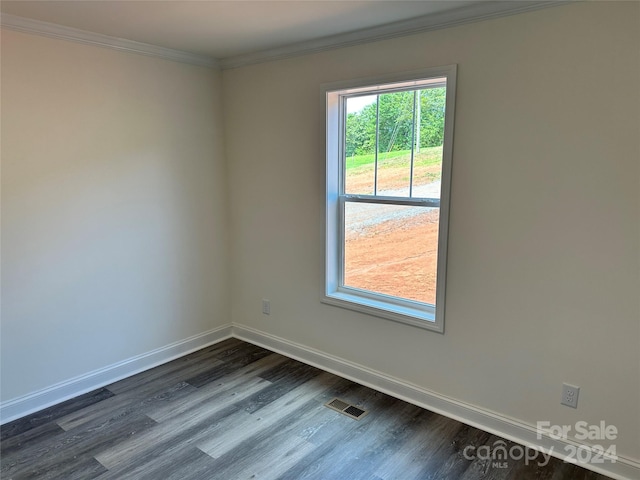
[322, 65, 457, 333]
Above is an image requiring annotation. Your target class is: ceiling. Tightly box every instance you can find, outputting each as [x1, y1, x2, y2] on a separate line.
[0, 1, 559, 67]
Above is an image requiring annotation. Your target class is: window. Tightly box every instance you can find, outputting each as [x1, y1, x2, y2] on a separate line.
[323, 66, 456, 332]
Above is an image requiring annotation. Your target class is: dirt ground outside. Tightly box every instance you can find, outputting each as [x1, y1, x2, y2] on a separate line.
[343, 149, 442, 305]
[345, 210, 439, 305]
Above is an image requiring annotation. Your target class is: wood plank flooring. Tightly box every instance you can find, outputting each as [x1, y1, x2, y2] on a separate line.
[0, 339, 612, 480]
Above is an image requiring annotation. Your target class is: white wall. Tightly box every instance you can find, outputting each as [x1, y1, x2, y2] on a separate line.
[223, 2, 639, 462]
[1, 30, 230, 401]
[1, 1, 638, 471]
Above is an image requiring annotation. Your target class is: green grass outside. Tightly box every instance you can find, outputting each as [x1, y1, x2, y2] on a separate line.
[346, 146, 443, 170]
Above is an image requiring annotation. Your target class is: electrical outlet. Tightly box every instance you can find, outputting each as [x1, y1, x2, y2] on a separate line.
[561, 383, 580, 408]
[262, 299, 271, 315]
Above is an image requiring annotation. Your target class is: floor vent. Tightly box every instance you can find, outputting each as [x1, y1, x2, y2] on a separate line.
[325, 398, 368, 420]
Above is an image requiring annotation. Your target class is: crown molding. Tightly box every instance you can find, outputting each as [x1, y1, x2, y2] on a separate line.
[1, 1, 568, 71]
[219, 1, 568, 70]
[0, 13, 219, 69]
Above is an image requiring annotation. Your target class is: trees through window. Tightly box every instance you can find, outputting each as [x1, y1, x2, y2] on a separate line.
[324, 67, 457, 332]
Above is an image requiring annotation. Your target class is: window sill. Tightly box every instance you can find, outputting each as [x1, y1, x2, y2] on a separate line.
[322, 291, 443, 333]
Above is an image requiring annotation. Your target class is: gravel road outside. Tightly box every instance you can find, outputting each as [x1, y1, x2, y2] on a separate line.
[344, 179, 441, 304]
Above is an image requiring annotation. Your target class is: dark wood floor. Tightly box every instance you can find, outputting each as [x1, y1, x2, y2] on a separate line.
[1, 339, 612, 480]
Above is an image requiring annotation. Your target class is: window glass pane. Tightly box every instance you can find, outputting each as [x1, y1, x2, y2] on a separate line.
[376, 91, 415, 197]
[344, 202, 439, 305]
[412, 87, 446, 197]
[345, 95, 377, 195]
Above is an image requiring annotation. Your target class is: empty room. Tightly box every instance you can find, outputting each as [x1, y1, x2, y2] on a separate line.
[1, 1, 638, 479]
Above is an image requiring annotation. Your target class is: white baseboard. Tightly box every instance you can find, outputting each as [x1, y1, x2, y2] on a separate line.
[3, 322, 638, 480]
[0, 324, 233, 424]
[233, 324, 640, 480]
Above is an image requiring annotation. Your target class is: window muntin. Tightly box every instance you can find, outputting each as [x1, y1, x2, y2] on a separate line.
[324, 67, 456, 332]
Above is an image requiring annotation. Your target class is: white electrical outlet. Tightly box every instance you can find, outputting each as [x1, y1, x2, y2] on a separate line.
[561, 383, 580, 408]
[262, 299, 271, 315]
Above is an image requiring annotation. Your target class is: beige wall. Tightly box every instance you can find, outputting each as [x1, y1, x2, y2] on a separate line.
[1, 30, 230, 400]
[223, 2, 639, 461]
